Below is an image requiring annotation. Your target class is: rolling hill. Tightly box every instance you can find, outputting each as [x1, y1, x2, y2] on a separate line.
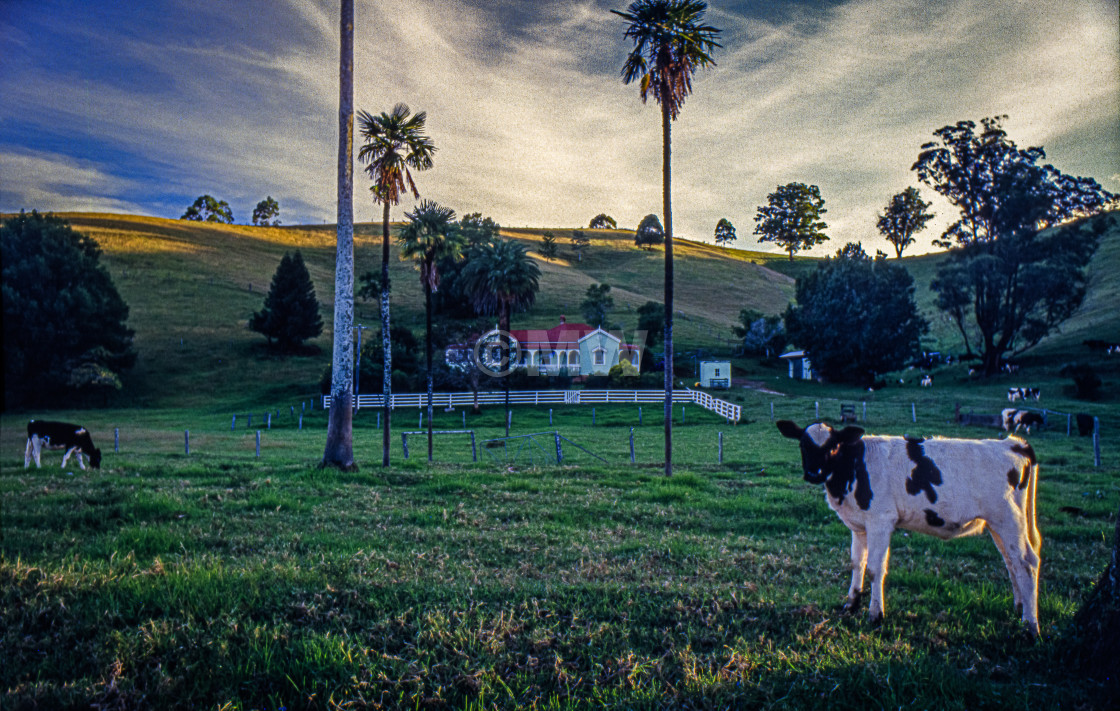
[6, 211, 1119, 410]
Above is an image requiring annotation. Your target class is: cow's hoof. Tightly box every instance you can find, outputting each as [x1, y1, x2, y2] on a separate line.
[841, 594, 862, 615]
[869, 612, 884, 628]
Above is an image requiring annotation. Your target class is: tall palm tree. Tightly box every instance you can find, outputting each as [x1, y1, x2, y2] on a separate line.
[323, 0, 356, 470]
[399, 200, 465, 462]
[357, 104, 436, 467]
[459, 238, 541, 436]
[613, 0, 720, 477]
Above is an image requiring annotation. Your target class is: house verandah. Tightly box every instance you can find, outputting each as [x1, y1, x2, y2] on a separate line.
[446, 316, 641, 378]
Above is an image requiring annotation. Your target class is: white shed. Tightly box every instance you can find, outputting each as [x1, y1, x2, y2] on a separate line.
[779, 350, 813, 380]
[699, 361, 731, 389]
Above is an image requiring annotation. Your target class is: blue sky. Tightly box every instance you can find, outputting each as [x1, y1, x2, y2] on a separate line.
[1, 0, 1117, 256]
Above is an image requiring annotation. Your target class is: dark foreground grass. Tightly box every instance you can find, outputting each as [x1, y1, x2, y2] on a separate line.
[2, 405, 1118, 710]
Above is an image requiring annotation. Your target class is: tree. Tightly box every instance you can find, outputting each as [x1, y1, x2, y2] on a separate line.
[876, 187, 932, 258]
[252, 197, 281, 226]
[570, 229, 590, 261]
[538, 230, 559, 260]
[914, 116, 1116, 375]
[459, 239, 541, 435]
[614, 0, 720, 477]
[2, 211, 136, 408]
[323, 0, 356, 470]
[714, 217, 736, 245]
[754, 182, 829, 260]
[589, 214, 617, 229]
[580, 283, 614, 326]
[735, 308, 785, 358]
[249, 250, 323, 351]
[181, 194, 234, 223]
[635, 213, 664, 250]
[356, 103, 436, 467]
[399, 200, 465, 462]
[784, 250, 928, 384]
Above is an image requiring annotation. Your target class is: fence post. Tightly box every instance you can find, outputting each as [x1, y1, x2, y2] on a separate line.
[267, 413, 272, 430]
[863, 402, 867, 421]
[419, 412, 423, 429]
[770, 402, 774, 422]
[554, 432, 563, 465]
[402, 433, 409, 460]
[911, 403, 917, 424]
[299, 413, 303, 430]
[184, 430, 190, 456]
[470, 432, 477, 462]
[114, 428, 119, 453]
[550, 409, 553, 426]
[815, 401, 819, 419]
[592, 408, 596, 426]
[1093, 417, 1101, 467]
[718, 431, 723, 464]
[629, 428, 635, 463]
[639, 407, 642, 425]
[256, 431, 261, 458]
[377, 412, 381, 430]
[1067, 413, 1071, 437]
[247, 413, 252, 428]
[507, 410, 512, 431]
[231, 415, 237, 431]
[463, 411, 467, 428]
[682, 405, 686, 424]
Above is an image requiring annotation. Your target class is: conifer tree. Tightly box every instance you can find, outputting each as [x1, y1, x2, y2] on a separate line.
[250, 250, 323, 351]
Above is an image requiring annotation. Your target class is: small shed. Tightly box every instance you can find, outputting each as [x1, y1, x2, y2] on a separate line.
[780, 350, 813, 380]
[699, 361, 731, 389]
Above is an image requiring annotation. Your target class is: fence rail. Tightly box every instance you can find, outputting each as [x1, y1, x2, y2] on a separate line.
[323, 388, 742, 423]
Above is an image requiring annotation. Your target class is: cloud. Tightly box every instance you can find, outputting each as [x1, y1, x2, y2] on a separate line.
[0, 149, 151, 215]
[1, 0, 1116, 257]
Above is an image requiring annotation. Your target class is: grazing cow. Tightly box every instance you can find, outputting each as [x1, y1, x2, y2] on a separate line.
[1008, 387, 1040, 402]
[1076, 413, 1096, 437]
[1002, 409, 1045, 435]
[920, 375, 932, 387]
[775, 420, 1041, 636]
[24, 420, 102, 470]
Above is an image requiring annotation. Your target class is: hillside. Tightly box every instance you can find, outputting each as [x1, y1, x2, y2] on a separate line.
[8, 211, 1118, 410]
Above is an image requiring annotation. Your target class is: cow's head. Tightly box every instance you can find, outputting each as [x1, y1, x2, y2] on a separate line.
[776, 420, 865, 484]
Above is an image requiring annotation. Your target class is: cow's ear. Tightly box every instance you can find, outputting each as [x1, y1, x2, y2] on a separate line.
[776, 420, 803, 440]
[837, 426, 865, 444]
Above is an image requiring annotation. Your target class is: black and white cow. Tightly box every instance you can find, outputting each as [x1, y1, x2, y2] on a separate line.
[24, 420, 102, 470]
[1008, 387, 1040, 402]
[1002, 408, 1045, 435]
[776, 420, 1041, 636]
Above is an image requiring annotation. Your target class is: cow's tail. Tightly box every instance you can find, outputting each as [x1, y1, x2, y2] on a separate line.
[1025, 461, 1041, 554]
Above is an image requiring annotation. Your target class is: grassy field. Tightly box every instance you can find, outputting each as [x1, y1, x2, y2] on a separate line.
[2, 384, 1118, 709]
[2, 211, 1119, 708]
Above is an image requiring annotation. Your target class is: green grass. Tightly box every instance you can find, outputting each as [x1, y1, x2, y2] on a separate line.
[3, 392, 1118, 709]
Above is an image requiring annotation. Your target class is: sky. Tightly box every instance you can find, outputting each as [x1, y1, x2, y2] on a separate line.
[1, 0, 1117, 257]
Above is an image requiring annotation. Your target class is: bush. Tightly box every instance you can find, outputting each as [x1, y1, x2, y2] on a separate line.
[608, 362, 640, 388]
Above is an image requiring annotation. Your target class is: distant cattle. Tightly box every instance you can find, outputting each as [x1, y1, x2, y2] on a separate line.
[1002, 408, 1045, 435]
[1003, 363, 1020, 374]
[1076, 414, 1096, 437]
[24, 420, 102, 470]
[776, 420, 1041, 636]
[1008, 387, 1040, 402]
[920, 375, 932, 387]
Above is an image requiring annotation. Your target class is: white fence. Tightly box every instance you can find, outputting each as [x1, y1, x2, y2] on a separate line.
[323, 388, 741, 423]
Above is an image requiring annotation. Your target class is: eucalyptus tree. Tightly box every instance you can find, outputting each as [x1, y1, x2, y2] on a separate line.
[399, 200, 465, 462]
[613, 0, 720, 476]
[877, 187, 933, 258]
[714, 217, 736, 245]
[754, 182, 829, 260]
[323, 0, 356, 470]
[459, 239, 541, 435]
[356, 103, 436, 467]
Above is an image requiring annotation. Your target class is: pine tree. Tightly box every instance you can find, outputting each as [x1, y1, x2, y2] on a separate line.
[250, 250, 323, 352]
[539, 230, 559, 260]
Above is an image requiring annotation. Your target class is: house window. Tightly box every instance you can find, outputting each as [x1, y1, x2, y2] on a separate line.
[594, 349, 605, 366]
[714, 368, 721, 377]
[569, 351, 580, 365]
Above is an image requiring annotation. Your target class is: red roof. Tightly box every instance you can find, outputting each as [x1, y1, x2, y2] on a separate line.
[510, 322, 595, 350]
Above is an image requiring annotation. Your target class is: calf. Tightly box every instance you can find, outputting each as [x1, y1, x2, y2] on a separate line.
[920, 375, 932, 387]
[776, 420, 1041, 635]
[24, 420, 102, 470]
[1002, 408, 1044, 435]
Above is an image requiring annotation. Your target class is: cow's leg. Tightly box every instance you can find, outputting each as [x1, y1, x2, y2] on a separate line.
[76, 450, 87, 471]
[61, 446, 74, 468]
[988, 528, 1022, 613]
[989, 519, 1040, 636]
[843, 529, 867, 612]
[32, 435, 43, 467]
[24, 438, 33, 468]
[865, 527, 893, 624]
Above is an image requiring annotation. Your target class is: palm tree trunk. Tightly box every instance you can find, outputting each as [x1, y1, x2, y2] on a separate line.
[426, 275, 434, 462]
[323, 0, 355, 470]
[381, 200, 392, 467]
[502, 304, 511, 437]
[661, 100, 673, 478]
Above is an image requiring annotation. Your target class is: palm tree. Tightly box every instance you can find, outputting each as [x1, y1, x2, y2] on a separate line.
[613, 0, 720, 477]
[399, 200, 465, 462]
[323, 0, 356, 470]
[357, 104, 436, 467]
[459, 239, 541, 436]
